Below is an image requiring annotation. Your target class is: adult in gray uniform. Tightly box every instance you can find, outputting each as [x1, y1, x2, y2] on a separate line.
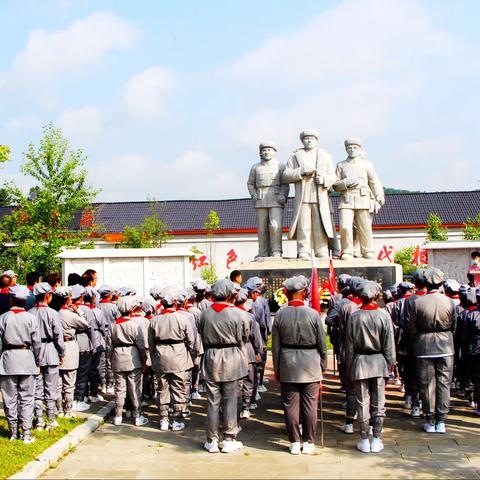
[200, 279, 248, 454]
[409, 268, 456, 433]
[0, 285, 41, 443]
[272, 275, 327, 455]
[55, 287, 89, 417]
[247, 141, 288, 260]
[148, 287, 195, 432]
[106, 295, 148, 426]
[29, 282, 65, 430]
[333, 138, 385, 260]
[282, 129, 337, 259]
[345, 281, 394, 454]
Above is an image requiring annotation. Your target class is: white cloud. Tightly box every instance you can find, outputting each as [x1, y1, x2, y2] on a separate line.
[5, 114, 41, 131]
[11, 11, 138, 79]
[122, 67, 176, 119]
[57, 106, 108, 143]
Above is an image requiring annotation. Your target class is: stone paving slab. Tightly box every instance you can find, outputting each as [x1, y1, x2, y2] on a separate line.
[42, 357, 480, 479]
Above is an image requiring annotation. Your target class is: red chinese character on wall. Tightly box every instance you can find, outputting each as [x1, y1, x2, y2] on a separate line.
[226, 249, 238, 270]
[377, 245, 394, 263]
[191, 255, 209, 271]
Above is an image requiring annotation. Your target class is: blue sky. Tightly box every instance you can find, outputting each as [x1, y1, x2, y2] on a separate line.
[1, 0, 479, 201]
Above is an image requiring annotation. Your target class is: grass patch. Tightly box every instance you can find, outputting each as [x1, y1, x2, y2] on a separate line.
[0, 416, 85, 478]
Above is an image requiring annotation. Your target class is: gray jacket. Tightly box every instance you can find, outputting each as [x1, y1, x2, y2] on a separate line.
[76, 304, 93, 353]
[238, 307, 262, 364]
[345, 307, 395, 381]
[0, 308, 41, 375]
[272, 303, 327, 383]
[337, 297, 362, 363]
[186, 304, 204, 355]
[58, 308, 89, 370]
[28, 304, 64, 367]
[148, 310, 195, 374]
[409, 291, 456, 357]
[98, 301, 120, 324]
[106, 317, 147, 372]
[199, 303, 248, 382]
[131, 314, 151, 367]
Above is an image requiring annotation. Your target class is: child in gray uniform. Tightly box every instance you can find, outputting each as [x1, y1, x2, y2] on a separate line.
[0, 285, 42, 443]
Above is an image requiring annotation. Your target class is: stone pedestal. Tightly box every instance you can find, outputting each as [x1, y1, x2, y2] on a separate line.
[241, 257, 402, 311]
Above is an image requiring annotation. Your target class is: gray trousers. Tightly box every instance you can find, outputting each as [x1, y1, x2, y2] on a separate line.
[296, 203, 328, 256]
[417, 355, 454, 424]
[1, 374, 35, 436]
[241, 363, 255, 410]
[34, 365, 59, 422]
[75, 351, 91, 401]
[345, 379, 357, 422]
[353, 377, 386, 439]
[339, 208, 373, 257]
[156, 370, 187, 420]
[280, 381, 319, 443]
[57, 369, 77, 414]
[256, 207, 283, 257]
[89, 351, 106, 395]
[114, 368, 143, 417]
[398, 354, 420, 406]
[205, 379, 239, 442]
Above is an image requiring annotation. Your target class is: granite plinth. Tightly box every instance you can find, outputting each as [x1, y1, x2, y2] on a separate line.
[241, 257, 402, 311]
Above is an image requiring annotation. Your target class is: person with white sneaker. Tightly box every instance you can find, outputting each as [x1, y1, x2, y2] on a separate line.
[148, 287, 195, 432]
[0, 285, 42, 444]
[29, 282, 65, 430]
[106, 296, 148, 427]
[272, 276, 327, 455]
[409, 268, 456, 434]
[345, 281, 394, 454]
[199, 279, 248, 454]
[55, 287, 90, 418]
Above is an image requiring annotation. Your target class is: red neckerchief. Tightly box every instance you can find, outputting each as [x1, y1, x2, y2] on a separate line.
[146, 315, 153, 320]
[115, 317, 130, 324]
[34, 304, 48, 308]
[162, 308, 176, 315]
[468, 305, 477, 311]
[99, 299, 112, 304]
[27, 285, 34, 291]
[288, 300, 304, 307]
[131, 313, 142, 318]
[177, 307, 187, 312]
[211, 303, 232, 313]
[186, 303, 194, 309]
[402, 293, 414, 299]
[361, 302, 379, 310]
[74, 301, 83, 306]
[60, 306, 70, 310]
[1, 287, 9, 294]
[351, 297, 362, 305]
[416, 291, 427, 296]
[449, 295, 460, 300]
[11, 307, 25, 314]
[236, 305, 246, 311]
[155, 304, 163, 311]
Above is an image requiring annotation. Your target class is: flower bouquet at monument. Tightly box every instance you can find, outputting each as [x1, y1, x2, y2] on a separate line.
[273, 287, 288, 307]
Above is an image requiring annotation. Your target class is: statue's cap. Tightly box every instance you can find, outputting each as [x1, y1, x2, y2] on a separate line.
[344, 137, 363, 148]
[300, 129, 318, 141]
[259, 141, 277, 152]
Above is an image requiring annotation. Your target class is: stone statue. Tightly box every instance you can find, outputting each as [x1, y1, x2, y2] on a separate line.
[333, 138, 385, 260]
[247, 141, 289, 261]
[282, 130, 337, 260]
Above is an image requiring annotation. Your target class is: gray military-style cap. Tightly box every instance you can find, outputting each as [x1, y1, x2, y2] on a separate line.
[117, 295, 137, 315]
[443, 278, 461, 294]
[243, 277, 262, 293]
[283, 275, 309, 292]
[33, 282, 52, 296]
[358, 281, 381, 301]
[142, 296, 157, 315]
[161, 286, 178, 305]
[425, 268, 445, 286]
[176, 289, 189, 303]
[211, 278, 236, 299]
[149, 285, 164, 300]
[71, 284, 86, 300]
[399, 281, 415, 290]
[192, 279, 209, 292]
[9, 285, 31, 300]
[300, 129, 318, 140]
[413, 268, 428, 285]
[54, 286, 72, 298]
[97, 284, 114, 296]
[236, 288, 249, 304]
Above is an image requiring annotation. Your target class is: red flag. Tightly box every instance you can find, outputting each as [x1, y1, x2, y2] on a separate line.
[309, 253, 321, 313]
[327, 254, 336, 295]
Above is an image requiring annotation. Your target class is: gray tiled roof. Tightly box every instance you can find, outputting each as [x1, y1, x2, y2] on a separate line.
[1, 191, 478, 234]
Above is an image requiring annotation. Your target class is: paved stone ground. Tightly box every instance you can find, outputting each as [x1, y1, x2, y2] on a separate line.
[43, 356, 480, 479]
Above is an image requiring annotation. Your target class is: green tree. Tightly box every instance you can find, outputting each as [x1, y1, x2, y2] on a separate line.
[196, 210, 221, 284]
[394, 246, 423, 276]
[120, 200, 172, 248]
[0, 124, 100, 278]
[462, 213, 480, 240]
[0, 145, 10, 164]
[426, 213, 448, 241]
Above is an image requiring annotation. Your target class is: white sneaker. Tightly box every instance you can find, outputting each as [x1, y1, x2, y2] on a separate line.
[403, 396, 412, 409]
[74, 401, 90, 412]
[204, 440, 220, 453]
[191, 391, 202, 400]
[357, 438, 371, 453]
[289, 442, 301, 455]
[221, 439, 243, 453]
[23, 435, 35, 445]
[411, 406, 421, 418]
[89, 394, 104, 403]
[249, 403, 257, 410]
[159, 419, 169, 431]
[171, 421, 185, 431]
[65, 412, 76, 419]
[113, 416, 123, 426]
[424, 423, 435, 433]
[9, 435, 17, 442]
[240, 409, 251, 419]
[394, 378, 402, 385]
[435, 422, 446, 433]
[302, 441, 315, 455]
[255, 392, 261, 401]
[36, 422, 46, 431]
[370, 437, 384, 453]
[468, 400, 477, 408]
[135, 415, 149, 426]
[340, 423, 354, 434]
[258, 385, 267, 393]
[46, 420, 59, 431]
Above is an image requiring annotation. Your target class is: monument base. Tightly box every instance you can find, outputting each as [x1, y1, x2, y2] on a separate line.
[240, 257, 402, 311]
